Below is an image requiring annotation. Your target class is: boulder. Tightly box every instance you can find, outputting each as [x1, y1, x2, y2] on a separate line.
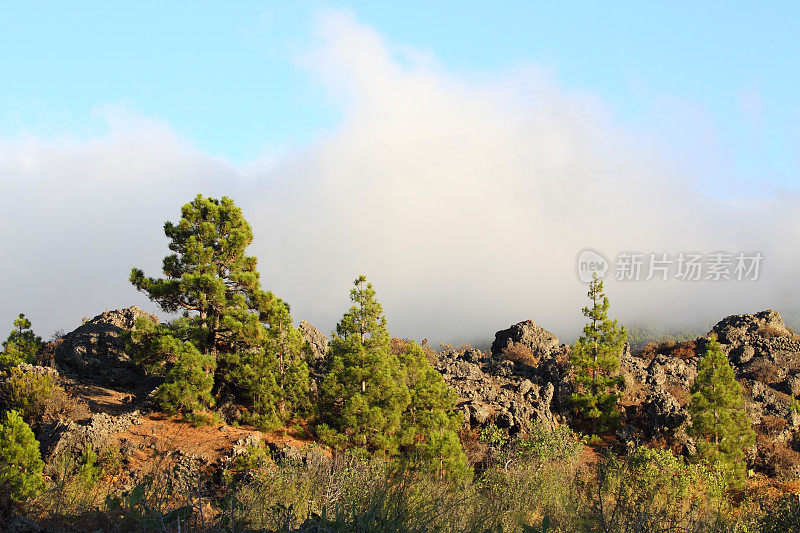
[299, 320, 328, 361]
[54, 306, 156, 388]
[644, 389, 687, 439]
[709, 310, 792, 346]
[491, 320, 560, 359]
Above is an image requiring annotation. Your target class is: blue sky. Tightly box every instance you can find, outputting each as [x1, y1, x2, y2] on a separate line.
[2, 2, 798, 187]
[1, 3, 799, 340]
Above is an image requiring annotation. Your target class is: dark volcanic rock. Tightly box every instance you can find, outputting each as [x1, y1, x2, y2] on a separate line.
[644, 389, 687, 439]
[710, 310, 794, 346]
[436, 320, 570, 434]
[491, 320, 560, 359]
[55, 306, 157, 388]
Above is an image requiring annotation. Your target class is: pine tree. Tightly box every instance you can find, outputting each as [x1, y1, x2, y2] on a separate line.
[688, 339, 755, 483]
[318, 276, 411, 454]
[130, 195, 279, 355]
[155, 338, 216, 415]
[1, 314, 43, 368]
[570, 274, 627, 432]
[0, 410, 43, 514]
[317, 277, 469, 476]
[130, 195, 310, 423]
[397, 341, 470, 478]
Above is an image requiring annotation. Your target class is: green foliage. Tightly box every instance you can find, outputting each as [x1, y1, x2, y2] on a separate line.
[125, 316, 175, 374]
[224, 303, 311, 429]
[397, 341, 470, 478]
[131, 194, 277, 355]
[1, 313, 43, 368]
[592, 446, 731, 533]
[0, 366, 57, 423]
[480, 423, 509, 449]
[790, 394, 800, 415]
[155, 338, 216, 414]
[77, 445, 102, 484]
[0, 410, 44, 513]
[232, 444, 270, 472]
[130, 194, 310, 424]
[688, 339, 755, 484]
[516, 420, 582, 463]
[570, 275, 627, 432]
[318, 275, 410, 454]
[318, 276, 468, 477]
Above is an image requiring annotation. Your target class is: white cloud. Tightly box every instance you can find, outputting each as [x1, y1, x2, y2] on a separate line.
[1, 11, 798, 345]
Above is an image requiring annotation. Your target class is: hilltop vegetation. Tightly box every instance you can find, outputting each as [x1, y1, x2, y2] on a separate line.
[1, 195, 800, 532]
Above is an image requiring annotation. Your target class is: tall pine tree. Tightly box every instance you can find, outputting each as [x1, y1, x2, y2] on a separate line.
[570, 274, 627, 432]
[688, 339, 755, 483]
[130, 195, 309, 424]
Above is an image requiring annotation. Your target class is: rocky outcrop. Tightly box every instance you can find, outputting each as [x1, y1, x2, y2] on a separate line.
[54, 306, 157, 388]
[437, 327, 570, 434]
[39, 410, 141, 466]
[438, 310, 800, 460]
[491, 320, 560, 360]
[299, 321, 328, 359]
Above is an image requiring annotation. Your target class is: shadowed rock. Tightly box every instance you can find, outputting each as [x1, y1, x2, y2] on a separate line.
[54, 306, 157, 389]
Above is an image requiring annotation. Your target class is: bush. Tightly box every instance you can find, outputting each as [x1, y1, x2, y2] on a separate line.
[0, 367, 58, 424]
[0, 410, 44, 515]
[759, 494, 800, 532]
[516, 420, 582, 464]
[591, 446, 727, 532]
[155, 339, 215, 415]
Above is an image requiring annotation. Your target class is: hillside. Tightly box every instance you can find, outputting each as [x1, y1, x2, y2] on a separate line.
[2, 306, 800, 531]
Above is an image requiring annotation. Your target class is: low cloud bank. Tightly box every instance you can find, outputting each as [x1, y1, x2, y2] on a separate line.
[1, 11, 798, 344]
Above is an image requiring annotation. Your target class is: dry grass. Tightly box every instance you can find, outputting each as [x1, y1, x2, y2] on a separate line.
[501, 343, 539, 367]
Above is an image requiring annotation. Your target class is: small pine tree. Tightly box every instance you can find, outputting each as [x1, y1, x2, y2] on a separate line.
[0, 410, 44, 514]
[155, 338, 216, 415]
[397, 342, 470, 478]
[570, 274, 627, 432]
[226, 347, 282, 429]
[318, 276, 411, 454]
[688, 339, 755, 483]
[1, 314, 43, 368]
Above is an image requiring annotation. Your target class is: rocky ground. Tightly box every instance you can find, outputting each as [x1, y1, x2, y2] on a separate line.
[10, 305, 800, 498]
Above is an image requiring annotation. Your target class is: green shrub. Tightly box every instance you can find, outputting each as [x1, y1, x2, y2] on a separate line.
[155, 339, 215, 415]
[480, 423, 509, 449]
[1, 314, 43, 368]
[590, 446, 739, 533]
[0, 410, 44, 515]
[0, 367, 57, 423]
[516, 420, 582, 463]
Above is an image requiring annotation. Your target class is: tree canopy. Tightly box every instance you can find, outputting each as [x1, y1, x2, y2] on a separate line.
[688, 339, 755, 483]
[1, 314, 43, 368]
[129, 194, 310, 425]
[570, 274, 627, 432]
[318, 276, 468, 476]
